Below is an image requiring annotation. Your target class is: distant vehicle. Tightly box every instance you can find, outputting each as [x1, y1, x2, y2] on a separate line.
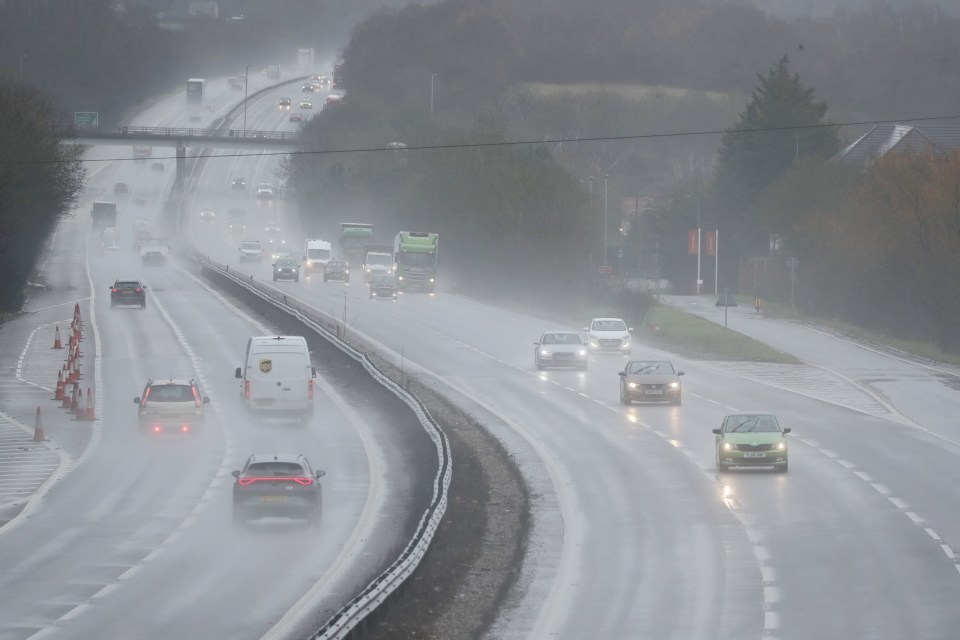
[303, 239, 332, 273]
[186, 78, 206, 104]
[289, 113, 303, 123]
[91, 200, 117, 230]
[278, 96, 291, 109]
[299, 99, 313, 110]
[231, 453, 325, 526]
[229, 77, 244, 92]
[100, 227, 122, 254]
[199, 208, 215, 221]
[362, 243, 395, 282]
[132, 146, 152, 160]
[713, 413, 790, 473]
[339, 222, 374, 266]
[113, 182, 129, 195]
[151, 162, 164, 172]
[369, 273, 398, 299]
[323, 259, 350, 283]
[231, 177, 247, 191]
[325, 94, 342, 107]
[134, 378, 209, 435]
[332, 63, 344, 88]
[301, 84, 315, 93]
[583, 318, 633, 354]
[618, 360, 684, 405]
[238, 240, 263, 262]
[394, 231, 438, 293]
[272, 258, 300, 282]
[110, 279, 146, 309]
[264, 222, 281, 234]
[234, 335, 316, 421]
[534, 331, 588, 370]
[227, 209, 247, 234]
[257, 183, 274, 199]
[140, 237, 169, 266]
[133, 196, 148, 207]
[132, 218, 152, 248]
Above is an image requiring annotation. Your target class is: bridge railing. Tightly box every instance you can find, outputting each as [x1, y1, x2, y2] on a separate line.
[52, 123, 298, 141]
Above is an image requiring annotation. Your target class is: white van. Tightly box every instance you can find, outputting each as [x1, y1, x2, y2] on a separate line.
[235, 336, 316, 421]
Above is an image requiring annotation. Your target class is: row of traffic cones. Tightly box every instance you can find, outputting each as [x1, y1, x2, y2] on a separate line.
[38, 302, 95, 440]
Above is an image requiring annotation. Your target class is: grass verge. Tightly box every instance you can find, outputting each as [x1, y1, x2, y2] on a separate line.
[640, 305, 800, 363]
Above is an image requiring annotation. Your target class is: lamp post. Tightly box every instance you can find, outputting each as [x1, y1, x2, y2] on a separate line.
[430, 73, 437, 117]
[243, 65, 251, 135]
[687, 195, 702, 295]
[603, 173, 609, 267]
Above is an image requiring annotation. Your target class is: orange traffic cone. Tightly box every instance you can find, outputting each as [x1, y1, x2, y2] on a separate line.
[73, 302, 81, 325]
[66, 354, 77, 384]
[72, 386, 83, 415]
[52, 325, 63, 349]
[65, 383, 78, 411]
[53, 370, 65, 401]
[72, 353, 81, 381]
[83, 387, 96, 421]
[33, 407, 46, 441]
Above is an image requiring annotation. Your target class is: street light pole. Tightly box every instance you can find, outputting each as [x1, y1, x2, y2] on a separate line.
[603, 173, 609, 267]
[693, 196, 702, 295]
[430, 73, 437, 117]
[243, 65, 250, 135]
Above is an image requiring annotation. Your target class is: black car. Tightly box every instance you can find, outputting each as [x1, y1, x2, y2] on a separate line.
[232, 453, 325, 526]
[231, 177, 247, 191]
[323, 259, 350, 283]
[273, 258, 300, 282]
[113, 182, 129, 194]
[369, 273, 398, 299]
[110, 280, 146, 309]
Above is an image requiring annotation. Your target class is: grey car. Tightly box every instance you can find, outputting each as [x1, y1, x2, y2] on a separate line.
[369, 273, 398, 299]
[534, 331, 588, 370]
[618, 359, 684, 405]
[273, 258, 300, 282]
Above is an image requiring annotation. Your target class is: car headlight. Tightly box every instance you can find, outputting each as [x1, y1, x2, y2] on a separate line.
[775, 441, 786, 450]
[723, 442, 734, 451]
[539, 349, 552, 356]
[668, 382, 679, 389]
[576, 349, 587, 356]
[627, 382, 638, 389]
[397, 276, 403, 281]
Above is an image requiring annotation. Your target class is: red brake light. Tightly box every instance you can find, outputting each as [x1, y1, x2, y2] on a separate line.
[152, 425, 162, 433]
[293, 477, 313, 486]
[238, 478, 257, 486]
[244, 380, 250, 399]
[237, 477, 312, 486]
[181, 424, 190, 432]
[135, 288, 142, 293]
[308, 379, 313, 400]
[111, 288, 118, 293]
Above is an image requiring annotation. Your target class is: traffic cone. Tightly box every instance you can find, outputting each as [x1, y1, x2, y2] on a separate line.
[66, 383, 78, 412]
[72, 353, 81, 381]
[52, 325, 63, 349]
[33, 407, 46, 441]
[53, 370, 65, 401]
[72, 386, 83, 415]
[73, 302, 81, 325]
[66, 354, 77, 384]
[83, 387, 96, 421]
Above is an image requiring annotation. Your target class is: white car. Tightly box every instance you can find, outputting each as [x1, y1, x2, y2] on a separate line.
[256, 183, 274, 199]
[583, 317, 633, 354]
[534, 331, 589, 370]
[238, 240, 263, 262]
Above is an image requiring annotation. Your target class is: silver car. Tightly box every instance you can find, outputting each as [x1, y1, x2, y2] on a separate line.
[618, 359, 684, 405]
[534, 331, 589, 370]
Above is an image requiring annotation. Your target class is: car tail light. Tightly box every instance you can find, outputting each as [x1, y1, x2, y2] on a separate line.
[135, 288, 142, 293]
[293, 477, 313, 486]
[308, 379, 313, 400]
[111, 288, 118, 293]
[152, 425, 162, 433]
[192, 386, 200, 407]
[181, 425, 190, 433]
[244, 380, 250, 399]
[237, 477, 312, 486]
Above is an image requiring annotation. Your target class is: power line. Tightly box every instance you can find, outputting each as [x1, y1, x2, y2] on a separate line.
[9, 113, 960, 165]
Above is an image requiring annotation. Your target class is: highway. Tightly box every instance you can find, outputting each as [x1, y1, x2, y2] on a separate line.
[2, 73, 959, 640]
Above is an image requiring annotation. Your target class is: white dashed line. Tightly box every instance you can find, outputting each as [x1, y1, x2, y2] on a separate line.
[837, 459, 855, 469]
[853, 471, 872, 482]
[926, 528, 941, 541]
[905, 511, 924, 525]
[871, 483, 891, 495]
[888, 497, 909, 510]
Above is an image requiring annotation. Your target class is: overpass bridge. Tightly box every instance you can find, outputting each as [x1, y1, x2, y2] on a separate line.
[54, 123, 301, 152]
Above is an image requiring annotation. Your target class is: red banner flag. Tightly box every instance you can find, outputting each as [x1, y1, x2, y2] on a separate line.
[687, 229, 698, 255]
[705, 231, 717, 257]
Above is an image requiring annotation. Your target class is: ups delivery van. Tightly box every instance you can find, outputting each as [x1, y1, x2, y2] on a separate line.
[235, 336, 316, 421]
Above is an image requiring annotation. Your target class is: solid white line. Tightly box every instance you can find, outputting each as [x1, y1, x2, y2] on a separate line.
[57, 603, 90, 622]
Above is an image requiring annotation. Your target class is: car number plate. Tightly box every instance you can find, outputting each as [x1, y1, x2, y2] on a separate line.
[260, 496, 287, 503]
[644, 390, 664, 395]
[743, 452, 766, 458]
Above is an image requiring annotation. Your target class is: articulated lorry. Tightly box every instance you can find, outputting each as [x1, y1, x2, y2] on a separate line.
[394, 231, 438, 293]
[338, 223, 374, 267]
[362, 243, 395, 282]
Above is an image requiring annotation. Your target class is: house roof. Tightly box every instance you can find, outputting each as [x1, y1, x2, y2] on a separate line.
[834, 124, 960, 164]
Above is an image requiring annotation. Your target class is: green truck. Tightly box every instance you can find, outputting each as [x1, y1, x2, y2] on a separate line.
[394, 231, 438, 293]
[339, 222, 374, 267]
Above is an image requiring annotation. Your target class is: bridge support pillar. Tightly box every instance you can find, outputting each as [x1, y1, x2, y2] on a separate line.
[174, 146, 186, 192]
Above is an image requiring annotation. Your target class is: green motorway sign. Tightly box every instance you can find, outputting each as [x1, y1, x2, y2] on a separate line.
[74, 112, 99, 127]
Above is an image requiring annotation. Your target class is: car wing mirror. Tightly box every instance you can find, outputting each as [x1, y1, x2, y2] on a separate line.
[618, 371, 626, 377]
[141, 284, 148, 289]
[628, 327, 634, 332]
[231, 470, 241, 478]
[234, 367, 242, 379]
[133, 397, 141, 405]
[782, 428, 792, 434]
[311, 367, 317, 378]
[678, 371, 685, 376]
[203, 396, 211, 404]
[315, 470, 326, 479]
[712, 428, 722, 434]
[582, 327, 588, 332]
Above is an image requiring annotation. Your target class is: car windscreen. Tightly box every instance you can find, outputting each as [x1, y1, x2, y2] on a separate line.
[592, 320, 627, 331]
[116, 281, 140, 288]
[628, 361, 675, 375]
[723, 415, 780, 433]
[241, 242, 261, 250]
[246, 462, 305, 477]
[148, 385, 194, 402]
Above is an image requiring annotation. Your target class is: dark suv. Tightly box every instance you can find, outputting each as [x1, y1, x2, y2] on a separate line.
[232, 454, 325, 526]
[110, 280, 147, 309]
[323, 259, 350, 283]
[134, 378, 210, 434]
